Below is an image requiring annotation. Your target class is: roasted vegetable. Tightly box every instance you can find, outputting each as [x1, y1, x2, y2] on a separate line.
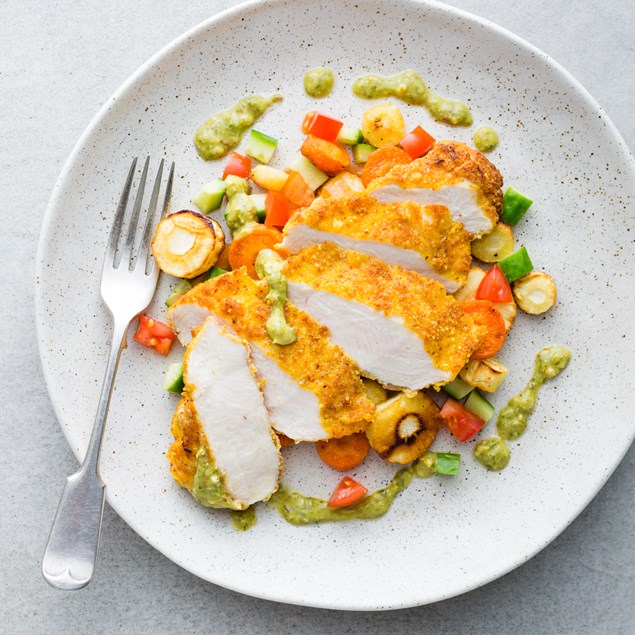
[316, 433, 370, 471]
[471, 222, 514, 262]
[300, 135, 350, 176]
[513, 271, 557, 314]
[251, 165, 289, 191]
[319, 171, 365, 199]
[366, 391, 441, 464]
[362, 378, 388, 405]
[152, 210, 225, 279]
[460, 358, 509, 393]
[361, 102, 406, 148]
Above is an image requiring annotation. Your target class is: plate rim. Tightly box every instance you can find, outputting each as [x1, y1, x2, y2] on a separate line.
[35, 0, 635, 610]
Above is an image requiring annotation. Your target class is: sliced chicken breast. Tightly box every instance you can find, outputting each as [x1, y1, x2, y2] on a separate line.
[282, 193, 471, 292]
[167, 315, 281, 509]
[367, 140, 503, 236]
[167, 269, 374, 441]
[283, 243, 481, 391]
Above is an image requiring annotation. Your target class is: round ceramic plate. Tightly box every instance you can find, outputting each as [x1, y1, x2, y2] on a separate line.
[36, 0, 635, 610]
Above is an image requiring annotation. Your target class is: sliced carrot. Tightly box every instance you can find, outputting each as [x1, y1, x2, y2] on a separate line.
[277, 432, 295, 448]
[227, 225, 283, 279]
[282, 169, 315, 208]
[301, 111, 317, 135]
[300, 135, 350, 176]
[360, 145, 412, 188]
[316, 432, 370, 472]
[319, 171, 365, 199]
[461, 299, 507, 360]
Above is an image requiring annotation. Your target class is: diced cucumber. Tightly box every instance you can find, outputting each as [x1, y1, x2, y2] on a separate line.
[337, 126, 363, 145]
[435, 452, 460, 475]
[464, 390, 495, 423]
[499, 246, 534, 282]
[288, 155, 329, 191]
[164, 362, 184, 394]
[353, 143, 376, 164]
[165, 279, 193, 307]
[191, 179, 226, 214]
[207, 266, 228, 279]
[245, 129, 277, 164]
[442, 377, 474, 400]
[500, 186, 533, 225]
[250, 194, 267, 222]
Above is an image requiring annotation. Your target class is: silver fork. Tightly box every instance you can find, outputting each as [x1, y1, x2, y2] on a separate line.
[42, 157, 174, 590]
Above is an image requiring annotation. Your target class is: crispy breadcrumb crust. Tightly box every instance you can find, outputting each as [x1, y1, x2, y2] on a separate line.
[368, 140, 503, 233]
[283, 243, 482, 380]
[169, 269, 375, 438]
[284, 193, 471, 288]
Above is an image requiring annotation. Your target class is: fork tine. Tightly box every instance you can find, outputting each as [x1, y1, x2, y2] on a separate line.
[145, 161, 175, 274]
[107, 158, 137, 266]
[121, 156, 149, 270]
[137, 159, 164, 272]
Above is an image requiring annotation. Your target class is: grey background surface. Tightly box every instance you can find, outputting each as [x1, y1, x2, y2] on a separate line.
[2, 0, 633, 633]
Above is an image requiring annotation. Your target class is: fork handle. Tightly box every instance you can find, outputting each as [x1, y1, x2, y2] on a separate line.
[42, 318, 129, 590]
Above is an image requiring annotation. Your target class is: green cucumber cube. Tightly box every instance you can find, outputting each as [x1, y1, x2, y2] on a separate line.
[207, 266, 228, 279]
[245, 129, 278, 164]
[192, 179, 226, 214]
[499, 246, 534, 282]
[164, 362, 184, 394]
[249, 193, 267, 222]
[435, 452, 460, 475]
[464, 390, 495, 423]
[165, 279, 193, 307]
[500, 186, 533, 225]
[442, 377, 474, 400]
[353, 143, 376, 164]
[337, 126, 363, 145]
[288, 155, 329, 191]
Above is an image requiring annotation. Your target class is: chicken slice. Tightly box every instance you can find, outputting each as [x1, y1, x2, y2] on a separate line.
[168, 315, 281, 509]
[282, 193, 471, 293]
[367, 140, 503, 236]
[283, 243, 481, 391]
[167, 269, 374, 441]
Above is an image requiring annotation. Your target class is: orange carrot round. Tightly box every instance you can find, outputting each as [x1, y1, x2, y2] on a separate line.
[461, 299, 507, 360]
[316, 432, 369, 471]
[301, 135, 350, 176]
[361, 145, 412, 187]
[227, 226, 283, 279]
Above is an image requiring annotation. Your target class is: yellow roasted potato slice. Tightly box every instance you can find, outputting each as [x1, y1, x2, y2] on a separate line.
[366, 391, 440, 464]
[152, 210, 225, 278]
[471, 222, 514, 262]
[460, 358, 508, 392]
[361, 102, 406, 147]
[362, 378, 389, 405]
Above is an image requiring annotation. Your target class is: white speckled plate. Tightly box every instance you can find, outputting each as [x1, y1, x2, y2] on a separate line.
[36, 0, 635, 610]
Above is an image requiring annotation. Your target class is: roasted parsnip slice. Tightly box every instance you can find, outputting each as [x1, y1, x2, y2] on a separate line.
[513, 271, 557, 314]
[152, 210, 225, 279]
[471, 222, 514, 262]
[366, 392, 441, 464]
[361, 103, 406, 148]
[460, 358, 508, 393]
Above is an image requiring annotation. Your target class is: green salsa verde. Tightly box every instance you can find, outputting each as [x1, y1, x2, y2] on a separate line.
[230, 507, 258, 531]
[474, 346, 571, 471]
[352, 69, 473, 126]
[192, 451, 244, 510]
[304, 67, 335, 98]
[255, 249, 297, 345]
[473, 125, 499, 153]
[194, 94, 282, 161]
[223, 176, 258, 236]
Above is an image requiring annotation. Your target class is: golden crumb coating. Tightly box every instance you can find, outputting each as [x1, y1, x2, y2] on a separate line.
[283, 243, 482, 380]
[167, 397, 204, 491]
[284, 193, 472, 288]
[171, 269, 375, 438]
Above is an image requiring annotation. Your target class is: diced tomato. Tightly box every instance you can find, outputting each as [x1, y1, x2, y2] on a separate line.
[305, 112, 344, 142]
[327, 476, 368, 509]
[133, 314, 176, 356]
[282, 170, 315, 208]
[264, 190, 291, 228]
[222, 152, 251, 180]
[476, 264, 513, 303]
[399, 126, 436, 159]
[439, 398, 486, 442]
[301, 111, 317, 135]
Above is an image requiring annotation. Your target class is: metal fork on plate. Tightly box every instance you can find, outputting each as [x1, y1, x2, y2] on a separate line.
[42, 157, 174, 590]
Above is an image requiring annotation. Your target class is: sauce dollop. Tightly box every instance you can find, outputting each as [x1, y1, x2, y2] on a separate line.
[304, 67, 335, 98]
